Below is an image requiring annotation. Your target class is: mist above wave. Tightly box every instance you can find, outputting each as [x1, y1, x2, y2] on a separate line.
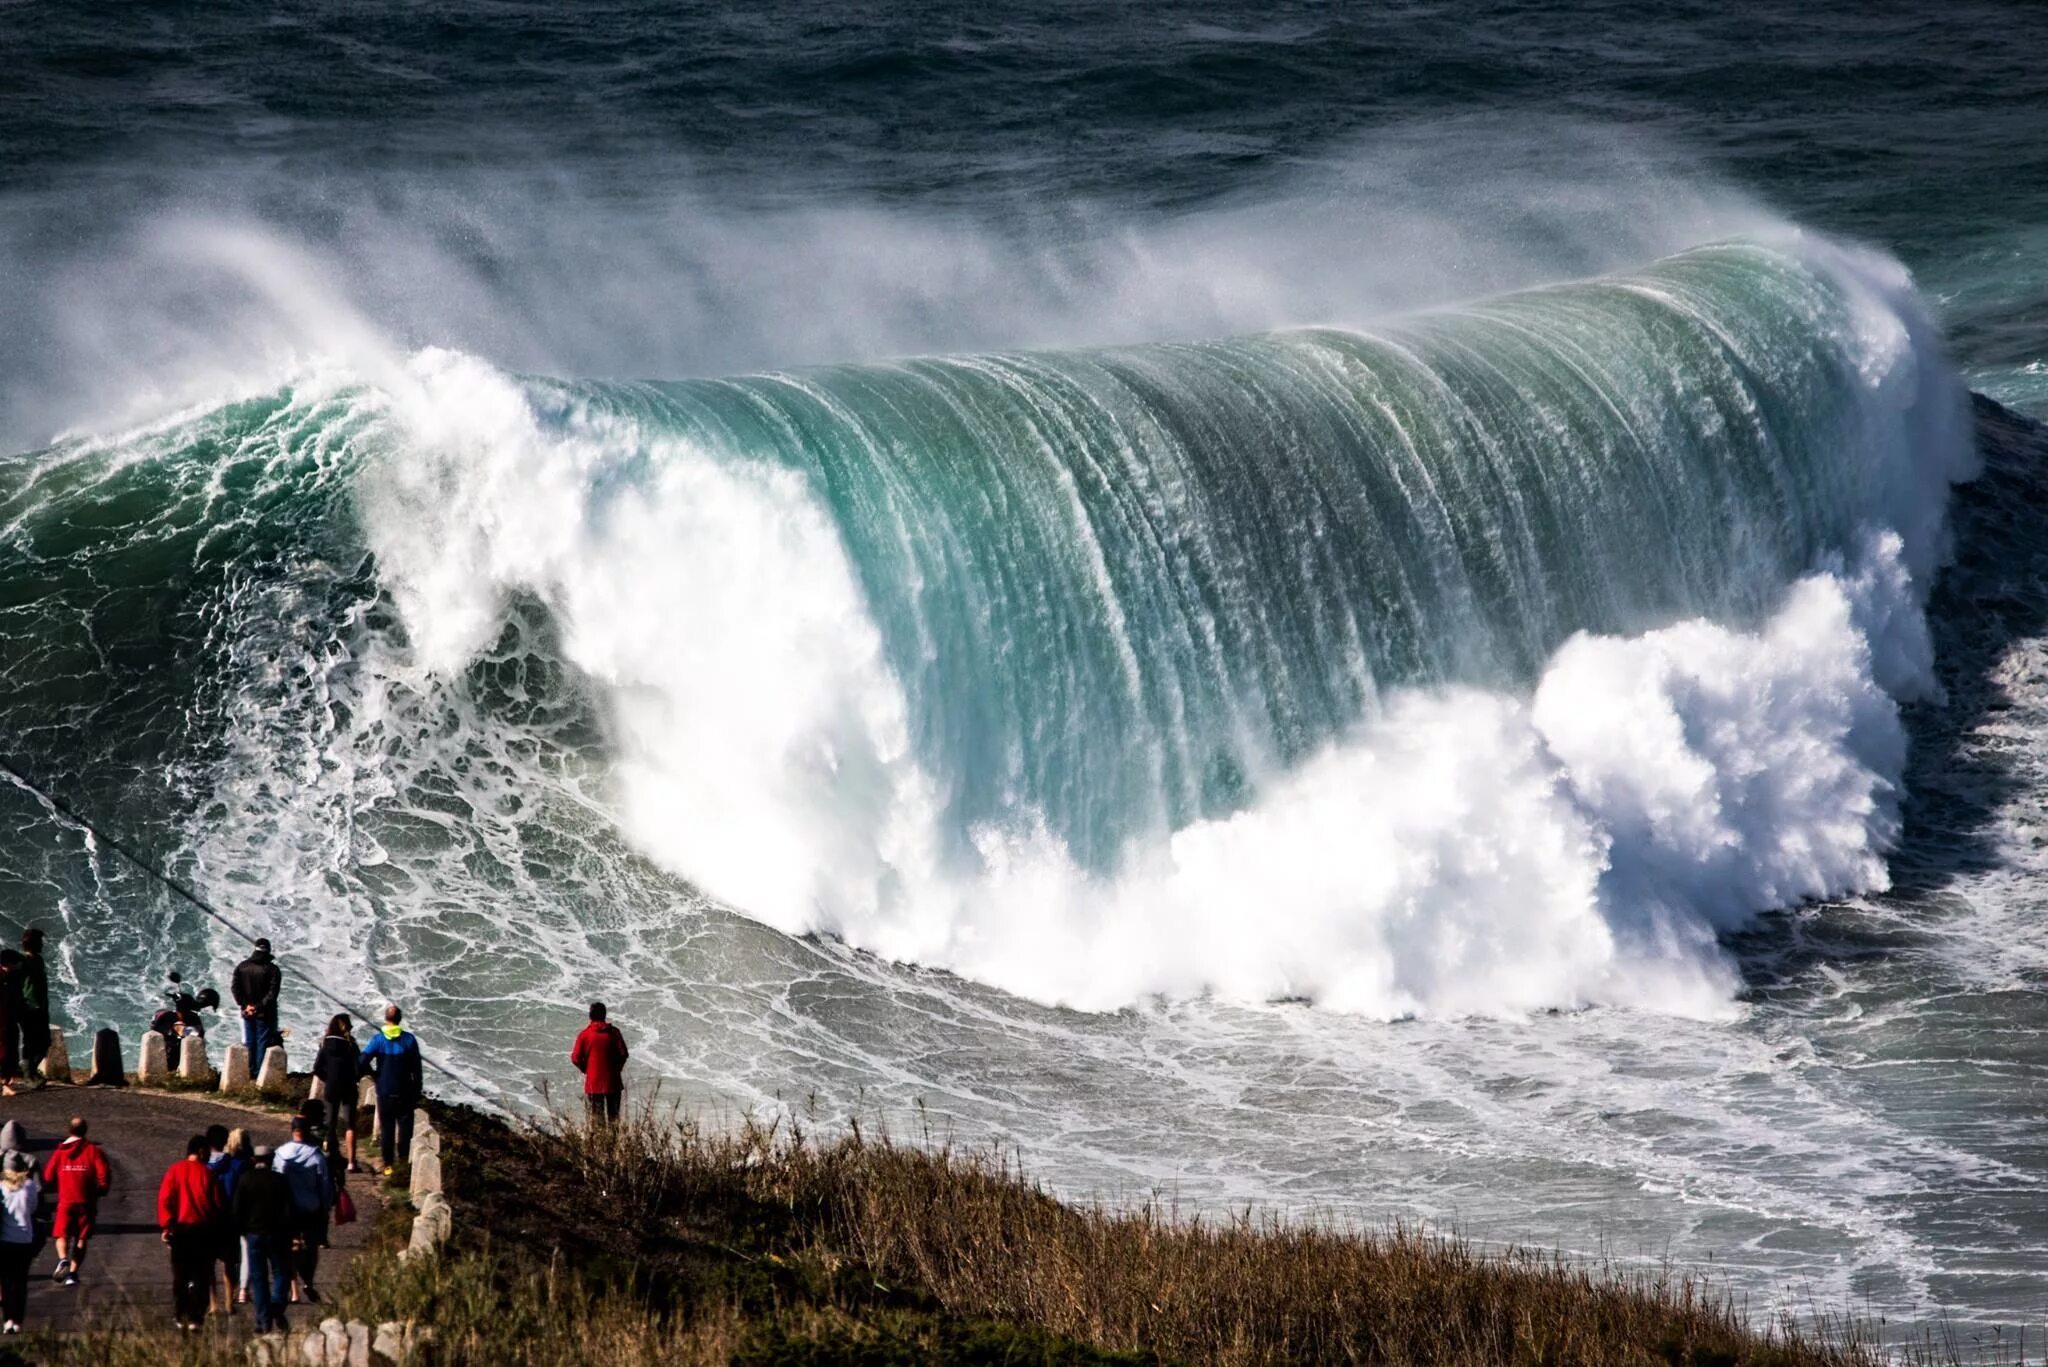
[0, 120, 1765, 451]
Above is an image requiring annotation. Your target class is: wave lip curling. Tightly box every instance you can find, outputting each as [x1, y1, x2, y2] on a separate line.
[354, 235, 1974, 1019]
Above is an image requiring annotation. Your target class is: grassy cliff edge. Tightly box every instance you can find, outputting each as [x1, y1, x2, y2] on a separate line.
[333, 1100, 1875, 1367]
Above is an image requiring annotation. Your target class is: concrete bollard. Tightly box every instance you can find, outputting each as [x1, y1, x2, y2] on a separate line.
[221, 1044, 253, 1092]
[407, 1146, 441, 1203]
[401, 1192, 451, 1261]
[357, 1075, 377, 1110]
[40, 1027, 71, 1084]
[257, 1044, 290, 1095]
[370, 1321, 413, 1365]
[88, 1028, 124, 1086]
[137, 1031, 168, 1082]
[308, 1075, 327, 1103]
[178, 1032, 213, 1082]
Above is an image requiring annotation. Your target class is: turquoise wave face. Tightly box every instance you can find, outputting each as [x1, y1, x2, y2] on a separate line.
[489, 241, 1961, 869]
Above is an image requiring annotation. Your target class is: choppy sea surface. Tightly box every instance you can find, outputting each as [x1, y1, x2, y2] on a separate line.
[6, 1, 2048, 1327]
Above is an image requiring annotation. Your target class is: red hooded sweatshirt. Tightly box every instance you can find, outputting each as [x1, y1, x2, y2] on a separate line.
[570, 1020, 629, 1095]
[43, 1137, 110, 1209]
[157, 1157, 225, 1231]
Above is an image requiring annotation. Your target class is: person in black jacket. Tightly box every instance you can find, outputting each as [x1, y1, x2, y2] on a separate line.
[232, 1148, 295, 1335]
[312, 1015, 362, 1173]
[230, 940, 282, 1059]
[16, 930, 48, 1090]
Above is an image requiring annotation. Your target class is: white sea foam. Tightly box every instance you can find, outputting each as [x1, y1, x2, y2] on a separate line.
[352, 237, 1969, 1021]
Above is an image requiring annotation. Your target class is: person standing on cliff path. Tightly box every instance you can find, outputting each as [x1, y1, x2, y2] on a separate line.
[313, 1015, 363, 1173]
[273, 1115, 331, 1305]
[231, 939, 282, 1059]
[159, 1135, 227, 1332]
[233, 1147, 294, 1334]
[44, 1115, 111, 1288]
[570, 1001, 629, 1125]
[359, 1005, 423, 1174]
[17, 930, 49, 1090]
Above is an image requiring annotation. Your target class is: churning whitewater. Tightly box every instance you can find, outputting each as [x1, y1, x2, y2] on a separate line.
[3, 233, 1974, 1027]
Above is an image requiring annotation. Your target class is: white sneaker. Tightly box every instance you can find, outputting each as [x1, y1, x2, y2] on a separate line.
[4, 1320, 20, 1334]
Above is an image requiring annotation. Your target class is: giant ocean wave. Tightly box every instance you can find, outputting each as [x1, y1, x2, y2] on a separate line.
[0, 236, 1975, 1030]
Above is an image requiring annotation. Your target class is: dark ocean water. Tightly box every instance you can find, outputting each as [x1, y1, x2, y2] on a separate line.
[7, 0, 2048, 1329]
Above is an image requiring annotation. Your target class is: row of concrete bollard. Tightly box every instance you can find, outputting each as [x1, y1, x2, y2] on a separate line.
[42, 1028, 379, 1112]
[247, 1316, 430, 1365]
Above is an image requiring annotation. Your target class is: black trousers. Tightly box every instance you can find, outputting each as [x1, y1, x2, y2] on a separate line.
[294, 1210, 327, 1288]
[17, 1014, 47, 1080]
[379, 1100, 415, 1166]
[168, 1227, 213, 1326]
[585, 1090, 622, 1123]
[0, 1241, 30, 1324]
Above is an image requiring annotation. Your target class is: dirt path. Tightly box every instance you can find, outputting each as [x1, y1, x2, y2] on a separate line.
[0, 1083, 389, 1335]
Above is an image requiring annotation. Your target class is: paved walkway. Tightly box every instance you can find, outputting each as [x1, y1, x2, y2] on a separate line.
[0, 1084, 388, 1335]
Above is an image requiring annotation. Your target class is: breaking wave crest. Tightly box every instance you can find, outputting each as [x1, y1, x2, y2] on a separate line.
[0, 235, 1974, 1022]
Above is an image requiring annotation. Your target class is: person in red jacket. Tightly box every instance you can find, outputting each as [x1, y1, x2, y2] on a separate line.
[158, 1135, 226, 1331]
[42, 1115, 111, 1286]
[570, 1001, 629, 1124]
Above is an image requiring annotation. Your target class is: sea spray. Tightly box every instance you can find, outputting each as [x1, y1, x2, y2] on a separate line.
[329, 237, 1972, 1016]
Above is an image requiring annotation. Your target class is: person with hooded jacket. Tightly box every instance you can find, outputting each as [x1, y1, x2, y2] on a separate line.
[359, 1006, 423, 1172]
[231, 940, 282, 1057]
[43, 1116, 110, 1286]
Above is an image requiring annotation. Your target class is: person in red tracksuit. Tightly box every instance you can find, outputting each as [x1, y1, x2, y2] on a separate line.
[42, 1115, 111, 1286]
[158, 1135, 226, 1331]
[570, 1001, 629, 1124]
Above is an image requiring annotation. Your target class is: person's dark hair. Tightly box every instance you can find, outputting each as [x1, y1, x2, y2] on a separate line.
[205, 1124, 228, 1150]
[289, 1114, 310, 1136]
[385, 1004, 403, 1025]
[185, 1135, 210, 1159]
[20, 928, 42, 953]
[254, 938, 271, 953]
[68, 1116, 86, 1139]
[589, 1001, 607, 1022]
[326, 1013, 352, 1038]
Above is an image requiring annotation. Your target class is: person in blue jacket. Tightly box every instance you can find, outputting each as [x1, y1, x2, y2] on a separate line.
[359, 1004, 424, 1175]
